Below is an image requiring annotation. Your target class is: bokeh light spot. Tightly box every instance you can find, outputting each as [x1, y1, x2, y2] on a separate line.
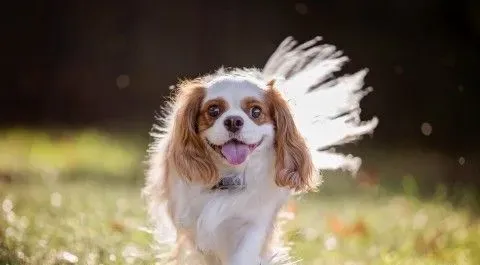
[57, 251, 78, 263]
[2, 199, 13, 213]
[421, 122, 432, 136]
[324, 235, 337, 250]
[295, 3, 308, 15]
[116, 74, 130, 89]
[50, 192, 62, 208]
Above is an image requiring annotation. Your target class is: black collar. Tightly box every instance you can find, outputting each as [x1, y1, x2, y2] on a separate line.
[211, 173, 246, 191]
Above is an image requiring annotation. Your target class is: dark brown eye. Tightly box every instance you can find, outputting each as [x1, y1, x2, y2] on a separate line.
[208, 105, 221, 117]
[250, 106, 262, 119]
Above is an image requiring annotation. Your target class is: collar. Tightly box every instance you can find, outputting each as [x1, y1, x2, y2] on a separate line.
[211, 173, 246, 191]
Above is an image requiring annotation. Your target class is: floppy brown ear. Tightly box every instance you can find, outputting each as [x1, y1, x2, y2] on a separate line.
[166, 80, 218, 185]
[266, 82, 316, 192]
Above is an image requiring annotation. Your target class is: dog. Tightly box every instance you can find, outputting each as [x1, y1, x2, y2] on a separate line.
[143, 36, 378, 265]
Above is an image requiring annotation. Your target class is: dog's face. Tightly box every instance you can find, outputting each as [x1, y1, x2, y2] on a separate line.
[167, 73, 315, 191]
[199, 77, 274, 166]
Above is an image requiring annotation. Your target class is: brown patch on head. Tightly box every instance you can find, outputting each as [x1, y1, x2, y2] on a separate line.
[265, 82, 316, 192]
[198, 98, 229, 132]
[241, 97, 272, 125]
[166, 79, 219, 185]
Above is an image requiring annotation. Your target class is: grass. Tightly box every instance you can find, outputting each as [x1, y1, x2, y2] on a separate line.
[1, 129, 479, 265]
[286, 193, 480, 265]
[0, 128, 146, 184]
[1, 183, 156, 265]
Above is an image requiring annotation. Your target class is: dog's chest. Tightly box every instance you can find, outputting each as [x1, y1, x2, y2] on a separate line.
[167, 155, 290, 262]
[171, 159, 281, 229]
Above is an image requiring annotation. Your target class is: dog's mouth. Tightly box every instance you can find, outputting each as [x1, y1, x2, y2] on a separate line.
[206, 138, 263, 165]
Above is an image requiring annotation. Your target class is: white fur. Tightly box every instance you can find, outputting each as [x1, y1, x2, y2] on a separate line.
[262, 36, 378, 173]
[144, 36, 378, 265]
[202, 77, 272, 149]
[158, 76, 289, 265]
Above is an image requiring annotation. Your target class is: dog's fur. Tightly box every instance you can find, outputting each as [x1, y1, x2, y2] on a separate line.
[143, 37, 378, 265]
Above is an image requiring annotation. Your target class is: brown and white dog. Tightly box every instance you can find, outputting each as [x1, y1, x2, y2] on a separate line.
[143, 37, 378, 265]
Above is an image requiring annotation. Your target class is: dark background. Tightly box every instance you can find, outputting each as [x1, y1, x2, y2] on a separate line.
[1, 0, 479, 187]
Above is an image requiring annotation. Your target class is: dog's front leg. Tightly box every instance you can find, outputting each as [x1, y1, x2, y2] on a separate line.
[228, 223, 268, 265]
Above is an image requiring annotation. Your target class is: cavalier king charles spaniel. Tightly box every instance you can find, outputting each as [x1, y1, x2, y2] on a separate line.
[143, 36, 378, 265]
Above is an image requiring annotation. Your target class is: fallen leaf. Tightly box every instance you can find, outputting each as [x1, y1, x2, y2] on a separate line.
[111, 220, 126, 233]
[327, 215, 369, 237]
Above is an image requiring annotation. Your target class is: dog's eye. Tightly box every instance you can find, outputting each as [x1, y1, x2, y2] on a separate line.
[250, 106, 262, 119]
[208, 105, 221, 117]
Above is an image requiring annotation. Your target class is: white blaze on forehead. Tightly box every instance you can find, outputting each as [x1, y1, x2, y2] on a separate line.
[204, 77, 265, 104]
[200, 75, 275, 149]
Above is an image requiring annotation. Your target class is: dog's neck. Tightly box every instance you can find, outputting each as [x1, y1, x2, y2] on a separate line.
[211, 145, 275, 191]
[211, 172, 246, 191]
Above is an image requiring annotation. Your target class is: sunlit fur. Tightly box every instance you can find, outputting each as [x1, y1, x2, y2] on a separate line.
[167, 80, 219, 185]
[144, 69, 312, 265]
[265, 83, 316, 192]
[144, 36, 378, 265]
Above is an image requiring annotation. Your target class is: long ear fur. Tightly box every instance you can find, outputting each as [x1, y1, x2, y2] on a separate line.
[167, 80, 218, 185]
[266, 82, 316, 192]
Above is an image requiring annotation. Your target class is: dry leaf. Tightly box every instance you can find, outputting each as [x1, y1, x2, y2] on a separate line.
[111, 220, 126, 233]
[327, 215, 368, 237]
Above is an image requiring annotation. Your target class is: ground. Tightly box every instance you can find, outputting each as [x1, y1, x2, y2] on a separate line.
[1, 129, 479, 265]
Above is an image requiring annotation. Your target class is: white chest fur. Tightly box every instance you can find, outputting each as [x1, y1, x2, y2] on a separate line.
[167, 147, 290, 264]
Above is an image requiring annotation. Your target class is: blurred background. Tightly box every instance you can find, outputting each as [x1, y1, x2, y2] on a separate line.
[1, 0, 479, 264]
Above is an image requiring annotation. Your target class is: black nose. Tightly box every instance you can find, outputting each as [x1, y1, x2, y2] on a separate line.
[224, 116, 244, 133]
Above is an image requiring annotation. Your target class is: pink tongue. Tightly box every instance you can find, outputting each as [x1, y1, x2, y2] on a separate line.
[221, 141, 250, 165]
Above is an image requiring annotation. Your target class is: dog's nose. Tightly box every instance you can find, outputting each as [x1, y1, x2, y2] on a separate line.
[224, 116, 244, 133]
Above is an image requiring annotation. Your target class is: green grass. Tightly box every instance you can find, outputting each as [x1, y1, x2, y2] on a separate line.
[1, 129, 479, 265]
[2, 183, 479, 265]
[0, 128, 146, 184]
[286, 193, 480, 265]
[1, 183, 156, 265]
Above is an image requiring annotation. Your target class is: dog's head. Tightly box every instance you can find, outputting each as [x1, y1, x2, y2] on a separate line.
[166, 71, 315, 191]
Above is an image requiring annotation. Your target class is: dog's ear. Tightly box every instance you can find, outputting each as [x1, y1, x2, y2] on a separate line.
[167, 80, 219, 185]
[266, 81, 316, 192]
